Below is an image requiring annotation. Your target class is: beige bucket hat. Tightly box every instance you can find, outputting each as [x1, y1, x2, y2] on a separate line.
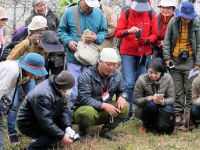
[28, 15, 48, 31]
[0, 7, 9, 20]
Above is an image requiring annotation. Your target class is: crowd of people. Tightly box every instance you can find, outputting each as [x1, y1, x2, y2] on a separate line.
[0, 0, 200, 149]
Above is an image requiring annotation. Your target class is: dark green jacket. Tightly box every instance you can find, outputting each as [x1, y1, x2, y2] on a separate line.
[163, 16, 200, 66]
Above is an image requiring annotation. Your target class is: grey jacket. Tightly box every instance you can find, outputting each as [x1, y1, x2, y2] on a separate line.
[134, 73, 175, 119]
[163, 16, 200, 66]
[75, 65, 127, 109]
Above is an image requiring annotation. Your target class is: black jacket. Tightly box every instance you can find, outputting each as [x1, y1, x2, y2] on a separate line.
[75, 64, 128, 109]
[17, 75, 71, 140]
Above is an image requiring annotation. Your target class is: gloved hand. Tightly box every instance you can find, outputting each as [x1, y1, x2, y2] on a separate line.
[65, 127, 76, 138]
[137, 38, 150, 45]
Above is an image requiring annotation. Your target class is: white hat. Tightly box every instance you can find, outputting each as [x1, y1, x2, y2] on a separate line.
[100, 48, 119, 63]
[28, 15, 48, 31]
[157, 0, 177, 8]
[85, 0, 100, 8]
[0, 7, 8, 20]
[32, 0, 48, 6]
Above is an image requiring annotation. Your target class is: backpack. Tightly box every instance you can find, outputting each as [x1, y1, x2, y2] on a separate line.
[116, 8, 153, 50]
[0, 26, 28, 61]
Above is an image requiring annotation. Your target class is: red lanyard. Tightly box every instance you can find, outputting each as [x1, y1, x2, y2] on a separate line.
[100, 79, 110, 94]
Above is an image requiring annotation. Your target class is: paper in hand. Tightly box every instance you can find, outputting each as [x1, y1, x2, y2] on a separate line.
[188, 69, 199, 80]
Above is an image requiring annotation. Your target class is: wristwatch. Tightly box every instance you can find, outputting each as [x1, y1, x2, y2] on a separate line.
[120, 93, 127, 100]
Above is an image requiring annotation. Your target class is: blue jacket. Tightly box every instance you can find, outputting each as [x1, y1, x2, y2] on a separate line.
[58, 4, 108, 64]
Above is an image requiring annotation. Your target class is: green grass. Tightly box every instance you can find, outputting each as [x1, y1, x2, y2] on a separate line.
[4, 119, 200, 150]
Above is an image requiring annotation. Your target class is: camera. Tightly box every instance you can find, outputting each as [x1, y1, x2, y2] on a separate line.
[179, 50, 189, 61]
[168, 61, 174, 69]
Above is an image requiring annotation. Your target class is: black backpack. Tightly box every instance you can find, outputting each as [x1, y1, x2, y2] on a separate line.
[116, 8, 153, 50]
[0, 26, 28, 61]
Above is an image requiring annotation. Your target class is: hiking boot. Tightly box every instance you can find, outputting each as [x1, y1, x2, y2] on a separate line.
[123, 112, 134, 122]
[175, 113, 183, 126]
[79, 127, 90, 141]
[99, 129, 118, 141]
[8, 134, 20, 145]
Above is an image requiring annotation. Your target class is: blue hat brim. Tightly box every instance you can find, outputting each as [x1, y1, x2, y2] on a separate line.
[176, 10, 197, 19]
[18, 55, 48, 77]
[131, 1, 151, 12]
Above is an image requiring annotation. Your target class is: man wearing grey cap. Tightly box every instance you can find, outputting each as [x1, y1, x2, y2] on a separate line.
[17, 71, 77, 149]
[74, 48, 129, 140]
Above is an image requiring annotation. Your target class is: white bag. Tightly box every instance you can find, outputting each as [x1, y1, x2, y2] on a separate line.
[75, 41, 101, 65]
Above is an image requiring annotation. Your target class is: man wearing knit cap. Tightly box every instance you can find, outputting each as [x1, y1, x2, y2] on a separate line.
[74, 48, 129, 140]
[17, 70, 78, 149]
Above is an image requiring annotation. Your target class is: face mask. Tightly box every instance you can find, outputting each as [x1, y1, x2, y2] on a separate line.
[59, 89, 72, 97]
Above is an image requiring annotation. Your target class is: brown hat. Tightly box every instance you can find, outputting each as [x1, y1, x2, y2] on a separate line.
[55, 71, 75, 89]
[0, 7, 8, 20]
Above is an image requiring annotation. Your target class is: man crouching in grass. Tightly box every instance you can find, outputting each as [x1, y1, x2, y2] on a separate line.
[73, 48, 129, 141]
[17, 71, 78, 149]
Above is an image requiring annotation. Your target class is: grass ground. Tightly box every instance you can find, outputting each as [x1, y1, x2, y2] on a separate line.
[4, 119, 200, 150]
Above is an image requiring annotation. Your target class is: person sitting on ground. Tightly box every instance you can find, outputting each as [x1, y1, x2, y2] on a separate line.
[0, 53, 48, 149]
[190, 73, 200, 127]
[74, 48, 129, 140]
[134, 58, 175, 133]
[17, 71, 76, 149]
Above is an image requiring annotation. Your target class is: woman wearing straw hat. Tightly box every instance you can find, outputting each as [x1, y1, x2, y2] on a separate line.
[0, 53, 47, 149]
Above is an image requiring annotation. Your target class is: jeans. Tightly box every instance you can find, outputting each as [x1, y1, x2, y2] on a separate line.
[67, 62, 88, 118]
[142, 101, 173, 130]
[191, 106, 200, 124]
[6, 79, 35, 136]
[0, 114, 4, 150]
[121, 55, 150, 114]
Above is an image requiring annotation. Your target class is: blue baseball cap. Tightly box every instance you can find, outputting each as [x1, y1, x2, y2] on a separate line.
[18, 53, 48, 77]
[176, 2, 197, 19]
